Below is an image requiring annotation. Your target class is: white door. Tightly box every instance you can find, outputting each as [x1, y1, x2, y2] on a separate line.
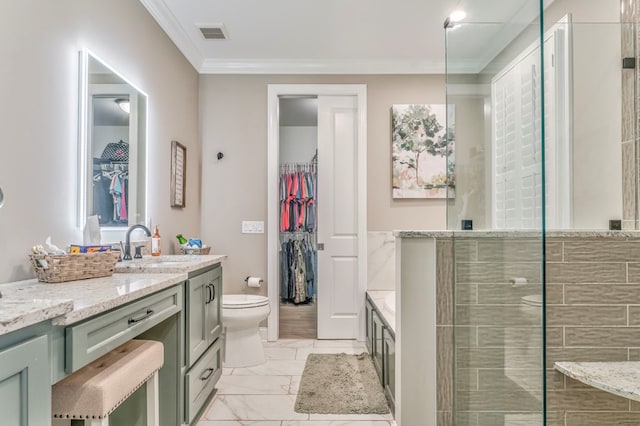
[317, 95, 361, 339]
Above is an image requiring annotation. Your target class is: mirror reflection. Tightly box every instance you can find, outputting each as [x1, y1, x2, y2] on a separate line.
[79, 51, 147, 236]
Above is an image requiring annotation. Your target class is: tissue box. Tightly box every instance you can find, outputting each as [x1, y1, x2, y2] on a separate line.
[69, 245, 112, 254]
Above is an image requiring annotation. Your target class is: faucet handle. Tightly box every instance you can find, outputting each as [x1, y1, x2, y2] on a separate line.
[134, 245, 143, 259]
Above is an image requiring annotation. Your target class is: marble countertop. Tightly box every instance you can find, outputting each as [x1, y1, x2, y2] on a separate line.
[394, 230, 640, 238]
[0, 272, 186, 332]
[555, 361, 640, 401]
[367, 290, 395, 334]
[0, 254, 226, 337]
[114, 254, 227, 273]
[0, 296, 74, 336]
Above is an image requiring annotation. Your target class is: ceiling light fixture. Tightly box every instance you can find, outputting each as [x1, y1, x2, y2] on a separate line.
[115, 98, 130, 114]
[449, 9, 467, 22]
[444, 9, 466, 29]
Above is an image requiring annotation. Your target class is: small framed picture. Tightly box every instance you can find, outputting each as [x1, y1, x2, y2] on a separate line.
[170, 140, 186, 207]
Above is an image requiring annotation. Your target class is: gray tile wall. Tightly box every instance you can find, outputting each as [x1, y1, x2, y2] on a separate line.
[437, 235, 640, 426]
[444, 236, 544, 426]
[546, 236, 640, 425]
[623, 0, 638, 229]
[437, 238, 454, 424]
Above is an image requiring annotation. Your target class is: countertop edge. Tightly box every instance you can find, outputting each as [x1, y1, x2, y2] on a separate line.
[554, 361, 640, 402]
[366, 290, 396, 335]
[394, 230, 640, 238]
[0, 299, 74, 336]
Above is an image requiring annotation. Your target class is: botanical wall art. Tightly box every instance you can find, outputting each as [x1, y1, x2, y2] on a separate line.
[391, 104, 455, 198]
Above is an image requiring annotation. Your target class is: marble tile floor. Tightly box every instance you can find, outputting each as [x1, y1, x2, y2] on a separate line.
[197, 338, 396, 426]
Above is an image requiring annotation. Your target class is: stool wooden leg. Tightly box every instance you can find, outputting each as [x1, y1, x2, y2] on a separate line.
[146, 371, 160, 426]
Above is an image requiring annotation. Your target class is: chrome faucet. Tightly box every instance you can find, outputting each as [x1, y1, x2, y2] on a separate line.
[122, 224, 152, 260]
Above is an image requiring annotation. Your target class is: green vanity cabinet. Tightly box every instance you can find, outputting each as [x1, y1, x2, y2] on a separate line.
[366, 293, 396, 414]
[0, 334, 50, 425]
[383, 327, 396, 413]
[186, 265, 222, 366]
[184, 265, 223, 424]
[65, 285, 182, 373]
[365, 299, 373, 354]
[371, 309, 385, 381]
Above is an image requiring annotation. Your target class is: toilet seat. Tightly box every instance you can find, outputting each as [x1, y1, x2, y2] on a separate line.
[223, 294, 269, 309]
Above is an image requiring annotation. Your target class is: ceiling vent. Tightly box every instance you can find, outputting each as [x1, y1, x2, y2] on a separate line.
[198, 24, 228, 40]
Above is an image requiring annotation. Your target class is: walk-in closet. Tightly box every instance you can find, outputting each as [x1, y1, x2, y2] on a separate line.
[278, 96, 318, 339]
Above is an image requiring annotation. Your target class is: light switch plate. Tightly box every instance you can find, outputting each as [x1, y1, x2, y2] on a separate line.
[242, 221, 264, 234]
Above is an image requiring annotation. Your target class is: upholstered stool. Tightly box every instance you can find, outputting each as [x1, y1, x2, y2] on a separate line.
[52, 339, 164, 426]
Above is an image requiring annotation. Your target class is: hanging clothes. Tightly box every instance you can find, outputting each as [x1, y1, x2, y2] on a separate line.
[279, 162, 317, 305]
[279, 237, 317, 304]
[92, 160, 128, 225]
[279, 164, 317, 232]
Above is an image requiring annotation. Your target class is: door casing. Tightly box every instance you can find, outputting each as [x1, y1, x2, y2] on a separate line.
[266, 84, 368, 342]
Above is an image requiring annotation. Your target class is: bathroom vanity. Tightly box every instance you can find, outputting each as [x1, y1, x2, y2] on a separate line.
[366, 291, 396, 414]
[0, 254, 226, 426]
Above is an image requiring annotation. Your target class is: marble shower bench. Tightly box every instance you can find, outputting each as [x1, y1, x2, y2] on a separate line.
[555, 361, 640, 401]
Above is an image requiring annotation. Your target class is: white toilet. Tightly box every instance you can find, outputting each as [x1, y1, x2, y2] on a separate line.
[222, 294, 270, 367]
[505, 293, 543, 394]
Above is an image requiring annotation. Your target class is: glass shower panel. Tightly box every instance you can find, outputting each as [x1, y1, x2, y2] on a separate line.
[446, 15, 545, 426]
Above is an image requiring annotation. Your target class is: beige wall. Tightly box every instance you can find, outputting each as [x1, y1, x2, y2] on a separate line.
[199, 74, 447, 294]
[0, 0, 200, 283]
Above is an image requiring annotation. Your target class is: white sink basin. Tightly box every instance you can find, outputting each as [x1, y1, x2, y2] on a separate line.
[115, 255, 198, 271]
[384, 292, 396, 314]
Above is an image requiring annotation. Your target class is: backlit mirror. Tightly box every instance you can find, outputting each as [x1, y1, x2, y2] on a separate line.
[78, 51, 147, 241]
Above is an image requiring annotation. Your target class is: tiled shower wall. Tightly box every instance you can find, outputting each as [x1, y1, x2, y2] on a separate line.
[438, 234, 640, 426]
[446, 235, 545, 426]
[622, 0, 638, 229]
[437, 238, 454, 426]
[546, 235, 640, 425]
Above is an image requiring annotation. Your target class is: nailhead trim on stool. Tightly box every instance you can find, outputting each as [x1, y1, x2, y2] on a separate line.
[52, 339, 163, 420]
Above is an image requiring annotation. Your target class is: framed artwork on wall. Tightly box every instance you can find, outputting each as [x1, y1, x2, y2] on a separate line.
[391, 104, 455, 199]
[170, 140, 186, 207]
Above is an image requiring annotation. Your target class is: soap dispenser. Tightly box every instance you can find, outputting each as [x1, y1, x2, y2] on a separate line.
[151, 225, 161, 256]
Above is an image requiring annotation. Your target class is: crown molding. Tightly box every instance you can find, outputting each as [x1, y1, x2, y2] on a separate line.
[139, 0, 204, 71]
[199, 58, 448, 74]
[139, 0, 488, 75]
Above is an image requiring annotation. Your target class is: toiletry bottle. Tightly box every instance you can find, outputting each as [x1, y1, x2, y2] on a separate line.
[151, 225, 161, 256]
[176, 234, 188, 245]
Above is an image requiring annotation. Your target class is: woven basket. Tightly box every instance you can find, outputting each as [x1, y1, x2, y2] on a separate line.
[29, 251, 120, 283]
[179, 246, 211, 255]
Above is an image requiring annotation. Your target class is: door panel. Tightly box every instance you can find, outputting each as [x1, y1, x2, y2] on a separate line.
[329, 256, 358, 314]
[317, 95, 360, 339]
[331, 111, 357, 235]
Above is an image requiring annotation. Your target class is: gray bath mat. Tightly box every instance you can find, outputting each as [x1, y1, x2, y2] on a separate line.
[294, 352, 390, 414]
